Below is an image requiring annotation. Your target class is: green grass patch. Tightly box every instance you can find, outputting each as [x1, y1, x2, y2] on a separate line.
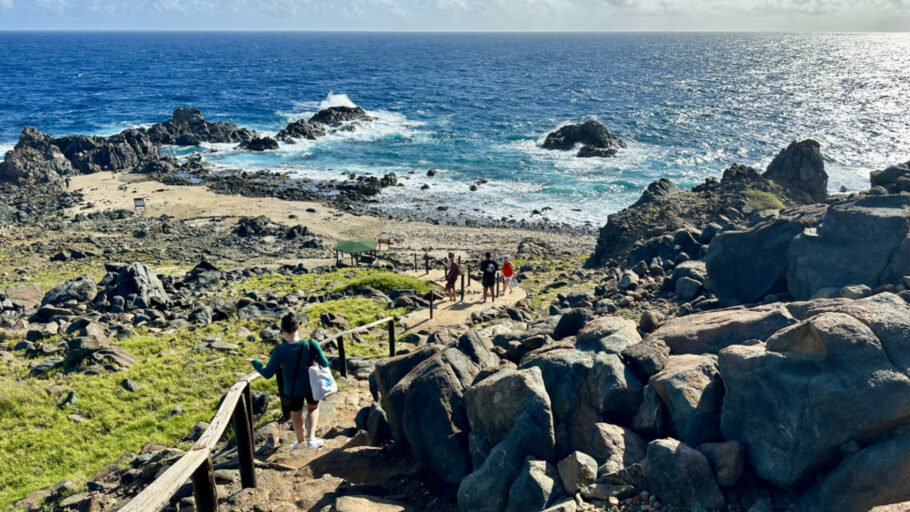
[744, 189, 784, 211]
[301, 297, 409, 332]
[334, 272, 434, 295]
[0, 318, 279, 510]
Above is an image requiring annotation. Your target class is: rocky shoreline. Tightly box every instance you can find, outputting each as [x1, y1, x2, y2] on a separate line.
[2, 103, 910, 512]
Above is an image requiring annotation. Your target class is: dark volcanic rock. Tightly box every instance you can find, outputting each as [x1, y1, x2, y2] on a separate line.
[870, 160, 910, 194]
[587, 164, 790, 268]
[720, 296, 910, 488]
[275, 119, 326, 142]
[763, 139, 828, 203]
[238, 136, 279, 152]
[309, 106, 375, 126]
[541, 121, 626, 158]
[0, 127, 73, 188]
[108, 263, 170, 310]
[787, 195, 910, 300]
[54, 129, 156, 173]
[705, 204, 827, 303]
[146, 108, 257, 146]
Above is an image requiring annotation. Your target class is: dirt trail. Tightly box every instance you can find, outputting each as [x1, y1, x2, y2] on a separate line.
[217, 380, 446, 512]
[398, 268, 527, 332]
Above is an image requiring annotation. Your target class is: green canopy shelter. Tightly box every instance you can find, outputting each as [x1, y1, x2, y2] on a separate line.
[334, 238, 379, 265]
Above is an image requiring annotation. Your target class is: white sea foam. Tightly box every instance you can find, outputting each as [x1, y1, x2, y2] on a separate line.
[0, 141, 14, 160]
[318, 92, 357, 110]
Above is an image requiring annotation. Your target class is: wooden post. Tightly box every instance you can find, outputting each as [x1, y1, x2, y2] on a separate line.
[460, 271, 465, 302]
[414, 253, 417, 272]
[424, 253, 429, 274]
[388, 320, 396, 357]
[496, 272, 500, 298]
[191, 456, 218, 512]
[467, 265, 471, 286]
[429, 294, 434, 319]
[233, 393, 256, 489]
[338, 335, 348, 377]
[242, 384, 254, 443]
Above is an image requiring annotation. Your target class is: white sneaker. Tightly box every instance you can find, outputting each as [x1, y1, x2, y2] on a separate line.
[290, 441, 300, 450]
[306, 438, 325, 448]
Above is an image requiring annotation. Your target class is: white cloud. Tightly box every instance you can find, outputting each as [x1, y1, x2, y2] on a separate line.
[0, 0, 13, 10]
[33, 0, 67, 14]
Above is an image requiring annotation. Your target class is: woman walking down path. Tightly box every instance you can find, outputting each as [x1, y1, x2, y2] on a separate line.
[502, 256, 515, 295]
[248, 313, 330, 450]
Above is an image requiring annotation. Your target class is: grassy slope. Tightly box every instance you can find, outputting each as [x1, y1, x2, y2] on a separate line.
[0, 267, 426, 509]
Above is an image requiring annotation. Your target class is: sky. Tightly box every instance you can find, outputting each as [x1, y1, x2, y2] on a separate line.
[0, 0, 908, 31]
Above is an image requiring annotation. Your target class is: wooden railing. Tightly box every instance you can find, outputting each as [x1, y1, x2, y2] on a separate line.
[120, 316, 398, 512]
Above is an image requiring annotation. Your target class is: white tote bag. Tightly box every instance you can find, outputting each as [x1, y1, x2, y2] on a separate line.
[309, 363, 338, 400]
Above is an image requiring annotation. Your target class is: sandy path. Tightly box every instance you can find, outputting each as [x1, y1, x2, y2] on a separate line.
[67, 172, 595, 254]
[398, 268, 527, 332]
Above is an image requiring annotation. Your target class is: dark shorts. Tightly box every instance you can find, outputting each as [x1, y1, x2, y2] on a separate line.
[482, 275, 495, 288]
[287, 393, 319, 411]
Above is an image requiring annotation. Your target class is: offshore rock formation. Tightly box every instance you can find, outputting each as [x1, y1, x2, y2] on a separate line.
[762, 139, 828, 203]
[276, 105, 376, 143]
[541, 121, 626, 158]
[145, 107, 257, 146]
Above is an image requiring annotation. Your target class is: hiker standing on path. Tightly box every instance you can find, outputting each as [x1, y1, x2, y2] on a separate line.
[444, 252, 461, 301]
[481, 252, 498, 303]
[502, 255, 515, 295]
[248, 313, 329, 450]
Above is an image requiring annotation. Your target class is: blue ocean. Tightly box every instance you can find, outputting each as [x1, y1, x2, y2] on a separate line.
[1, 32, 909, 227]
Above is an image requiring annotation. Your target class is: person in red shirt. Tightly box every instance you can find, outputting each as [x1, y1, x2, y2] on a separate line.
[502, 256, 515, 295]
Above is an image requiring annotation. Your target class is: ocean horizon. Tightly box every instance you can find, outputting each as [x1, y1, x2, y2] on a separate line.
[2, 31, 909, 226]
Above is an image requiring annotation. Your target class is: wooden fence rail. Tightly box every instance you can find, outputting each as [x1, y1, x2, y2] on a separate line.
[120, 316, 397, 512]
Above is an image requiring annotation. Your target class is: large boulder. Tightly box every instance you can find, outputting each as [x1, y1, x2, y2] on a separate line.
[649, 355, 724, 446]
[787, 195, 910, 300]
[238, 136, 279, 151]
[585, 423, 646, 474]
[458, 411, 556, 512]
[575, 315, 641, 353]
[465, 367, 555, 459]
[869, 160, 910, 194]
[107, 263, 170, 309]
[800, 431, 910, 512]
[146, 108, 257, 146]
[457, 330, 499, 369]
[42, 275, 97, 306]
[520, 349, 643, 457]
[505, 459, 565, 512]
[705, 205, 827, 303]
[719, 309, 910, 487]
[645, 438, 726, 509]
[385, 348, 478, 492]
[541, 121, 626, 158]
[374, 344, 445, 435]
[650, 303, 796, 355]
[762, 139, 828, 203]
[0, 127, 72, 187]
[553, 309, 594, 341]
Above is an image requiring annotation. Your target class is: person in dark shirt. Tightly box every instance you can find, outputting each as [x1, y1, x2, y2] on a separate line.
[248, 313, 329, 450]
[444, 252, 461, 301]
[481, 252, 498, 303]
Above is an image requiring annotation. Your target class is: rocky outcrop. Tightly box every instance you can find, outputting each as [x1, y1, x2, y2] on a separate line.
[587, 163, 790, 268]
[146, 108, 257, 146]
[762, 139, 828, 203]
[107, 263, 171, 310]
[705, 204, 827, 303]
[541, 121, 625, 158]
[649, 355, 724, 446]
[719, 295, 910, 487]
[275, 119, 326, 142]
[238, 136, 279, 151]
[0, 125, 157, 189]
[309, 106, 375, 126]
[787, 194, 910, 300]
[650, 303, 796, 355]
[870, 160, 910, 194]
[0, 127, 74, 188]
[54, 129, 156, 173]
